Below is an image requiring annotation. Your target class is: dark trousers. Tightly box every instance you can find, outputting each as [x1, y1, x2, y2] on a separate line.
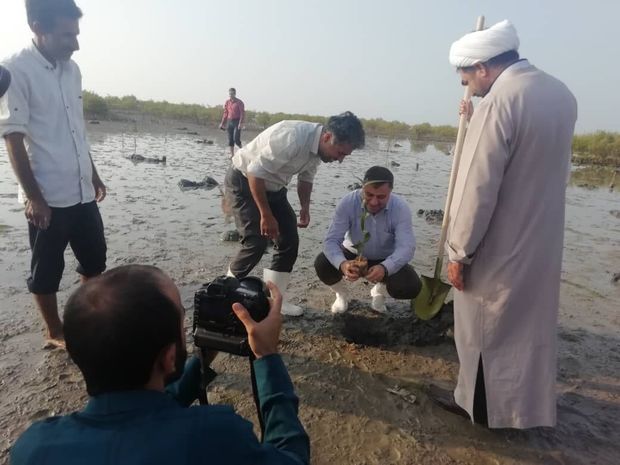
[473, 357, 488, 426]
[225, 167, 299, 278]
[227, 119, 242, 148]
[314, 249, 422, 299]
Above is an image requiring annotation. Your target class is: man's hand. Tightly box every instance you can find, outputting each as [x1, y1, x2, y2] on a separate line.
[340, 260, 361, 282]
[297, 207, 310, 228]
[219, 125, 225, 131]
[25, 198, 52, 230]
[260, 213, 279, 239]
[232, 281, 282, 358]
[459, 99, 473, 122]
[366, 265, 386, 283]
[93, 175, 106, 202]
[447, 261, 465, 291]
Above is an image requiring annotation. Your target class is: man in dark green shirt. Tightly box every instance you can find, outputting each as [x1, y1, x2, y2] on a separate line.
[10, 265, 309, 465]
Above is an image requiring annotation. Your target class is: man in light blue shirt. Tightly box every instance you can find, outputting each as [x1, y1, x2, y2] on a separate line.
[314, 166, 421, 313]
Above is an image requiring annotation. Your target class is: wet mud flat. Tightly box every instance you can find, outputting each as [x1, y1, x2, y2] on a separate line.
[0, 120, 619, 464]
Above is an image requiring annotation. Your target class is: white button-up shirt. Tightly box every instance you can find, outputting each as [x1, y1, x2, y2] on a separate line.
[232, 120, 323, 192]
[0, 43, 94, 207]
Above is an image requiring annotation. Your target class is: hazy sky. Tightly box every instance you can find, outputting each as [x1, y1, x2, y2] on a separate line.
[1, 0, 618, 133]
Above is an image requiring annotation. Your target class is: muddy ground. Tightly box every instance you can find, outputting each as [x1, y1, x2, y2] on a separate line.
[1, 119, 618, 464]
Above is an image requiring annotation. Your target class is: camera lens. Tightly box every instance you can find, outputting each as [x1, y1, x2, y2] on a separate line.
[238, 277, 269, 323]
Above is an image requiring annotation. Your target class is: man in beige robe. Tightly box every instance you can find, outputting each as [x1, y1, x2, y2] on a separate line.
[433, 20, 577, 429]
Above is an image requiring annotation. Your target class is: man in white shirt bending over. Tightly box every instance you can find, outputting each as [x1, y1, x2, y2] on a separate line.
[225, 112, 365, 316]
[0, 0, 107, 349]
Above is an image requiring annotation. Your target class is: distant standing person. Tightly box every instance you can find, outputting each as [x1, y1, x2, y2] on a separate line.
[429, 20, 577, 429]
[0, 0, 107, 349]
[219, 87, 245, 157]
[225, 112, 365, 316]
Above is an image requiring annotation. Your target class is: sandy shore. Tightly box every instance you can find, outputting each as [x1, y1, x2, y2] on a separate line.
[0, 118, 618, 464]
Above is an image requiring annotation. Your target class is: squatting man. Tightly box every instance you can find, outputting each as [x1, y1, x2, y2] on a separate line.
[315, 166, 422, 313]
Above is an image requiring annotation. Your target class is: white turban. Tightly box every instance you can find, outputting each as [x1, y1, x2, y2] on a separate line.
[449, 20, 520, 68]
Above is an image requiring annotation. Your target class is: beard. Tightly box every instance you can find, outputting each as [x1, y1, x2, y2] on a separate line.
[318, 152, 334, 163]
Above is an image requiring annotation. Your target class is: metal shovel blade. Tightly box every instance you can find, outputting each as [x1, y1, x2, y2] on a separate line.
[412, 274, 452, 320]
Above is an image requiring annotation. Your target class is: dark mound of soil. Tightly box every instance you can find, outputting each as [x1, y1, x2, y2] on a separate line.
[336, 301, 454, 347]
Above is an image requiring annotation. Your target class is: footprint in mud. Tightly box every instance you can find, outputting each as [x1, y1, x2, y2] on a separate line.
[559, 354, 582, 378]
[559, 331, 585, 343]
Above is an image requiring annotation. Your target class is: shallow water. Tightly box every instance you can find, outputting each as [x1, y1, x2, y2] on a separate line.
[1, 126, 618, 334]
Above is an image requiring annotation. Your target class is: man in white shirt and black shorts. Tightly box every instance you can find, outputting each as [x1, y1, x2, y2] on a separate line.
[225, 111, 365, 316]
[0, 0, 107, 349]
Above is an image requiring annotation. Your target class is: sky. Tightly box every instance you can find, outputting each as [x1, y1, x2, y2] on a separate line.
[1, 0, 618, 133]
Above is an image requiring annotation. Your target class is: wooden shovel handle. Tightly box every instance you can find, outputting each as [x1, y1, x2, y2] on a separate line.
[434, 15, 485, 272]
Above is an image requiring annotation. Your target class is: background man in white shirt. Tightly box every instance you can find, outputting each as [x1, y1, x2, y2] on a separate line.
[225, 112, 365, 316]
[0, 0, 107, 349]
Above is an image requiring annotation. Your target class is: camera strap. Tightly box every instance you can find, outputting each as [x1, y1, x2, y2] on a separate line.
[248, 354, 266, 442]
[197, 347, 212, 405]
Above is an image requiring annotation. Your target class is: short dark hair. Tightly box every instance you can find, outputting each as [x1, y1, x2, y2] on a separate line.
[229, 87, 236, 93]
[363, 165, 394, 189]
[26, 0, 83, 32]
[486, 50, 520, 68]
[326, 111, 365, 149]
[0, 66, 11, 99]
[64, 265, 181, 396]
[458, 50, 520, 73]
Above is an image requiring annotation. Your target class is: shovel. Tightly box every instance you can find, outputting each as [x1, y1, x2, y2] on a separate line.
[413, 15, 485, 320]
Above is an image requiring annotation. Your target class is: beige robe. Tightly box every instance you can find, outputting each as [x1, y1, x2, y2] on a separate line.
[446, 61, 577, 428]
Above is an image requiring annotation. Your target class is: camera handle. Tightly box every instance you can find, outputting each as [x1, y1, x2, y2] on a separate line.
[198, 347, 212, 405]
[249, 353, 266, 442]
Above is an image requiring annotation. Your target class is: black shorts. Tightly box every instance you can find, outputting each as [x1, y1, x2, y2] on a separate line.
[27, 201, 107, 294]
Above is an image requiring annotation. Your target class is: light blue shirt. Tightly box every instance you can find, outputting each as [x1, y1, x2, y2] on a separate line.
[323, 190, 415, 276]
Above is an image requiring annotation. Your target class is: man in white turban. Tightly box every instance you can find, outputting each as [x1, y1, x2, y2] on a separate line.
[429, 20, 578, 429]
[448, 19, 520, 69]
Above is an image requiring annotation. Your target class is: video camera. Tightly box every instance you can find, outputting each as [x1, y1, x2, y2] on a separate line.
[193, 276, 270, 356]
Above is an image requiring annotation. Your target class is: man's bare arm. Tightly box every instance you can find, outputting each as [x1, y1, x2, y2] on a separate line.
[247, 174, 279, 239]
[4, 133, 51, 229]
[89, 153, 106, 202]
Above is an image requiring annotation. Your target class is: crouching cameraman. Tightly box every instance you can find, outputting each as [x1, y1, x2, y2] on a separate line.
[10, 265, 310, 465]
